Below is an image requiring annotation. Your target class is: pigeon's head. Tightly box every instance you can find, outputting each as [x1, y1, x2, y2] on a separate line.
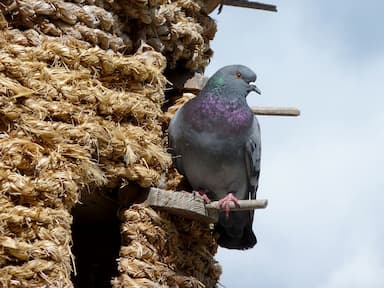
[209, 65, 261, 97]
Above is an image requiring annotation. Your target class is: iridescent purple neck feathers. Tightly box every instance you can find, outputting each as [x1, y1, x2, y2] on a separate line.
[185, 93, 253, 135]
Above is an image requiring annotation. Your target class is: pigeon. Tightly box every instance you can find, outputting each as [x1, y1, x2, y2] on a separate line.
[168, 65, 261, 250]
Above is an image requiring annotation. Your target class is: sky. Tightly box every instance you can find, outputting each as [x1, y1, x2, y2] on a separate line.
[206, 1, 384, 287]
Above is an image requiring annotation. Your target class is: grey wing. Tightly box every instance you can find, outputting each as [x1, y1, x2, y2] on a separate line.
[245, 117, 261, 200]
[167, 108, 185, 175]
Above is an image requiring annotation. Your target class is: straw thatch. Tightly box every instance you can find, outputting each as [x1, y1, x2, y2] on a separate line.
[1, 0, 216, 70]
[0, 0, 219, 287]
[112, 205, 221, 288]
[0, 32, 170, 287]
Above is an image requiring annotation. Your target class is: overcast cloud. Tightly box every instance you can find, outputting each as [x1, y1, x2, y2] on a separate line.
[206, 1, 384, 287]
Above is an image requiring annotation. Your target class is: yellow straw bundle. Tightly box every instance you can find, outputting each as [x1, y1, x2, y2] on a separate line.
[0, 0, 219, 286]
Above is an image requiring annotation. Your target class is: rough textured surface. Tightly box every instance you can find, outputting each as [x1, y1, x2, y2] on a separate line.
[0, 31, 170, 287]
[0, 0, 219, 287]
[0, 0, 216, 71]
[111, 205, 221, 288]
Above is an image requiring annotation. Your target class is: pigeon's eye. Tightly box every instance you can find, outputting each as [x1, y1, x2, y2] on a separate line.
[236, 72, 242, 78]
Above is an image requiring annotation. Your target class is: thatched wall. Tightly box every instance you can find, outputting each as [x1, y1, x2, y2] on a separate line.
[0, 0, 219, 287]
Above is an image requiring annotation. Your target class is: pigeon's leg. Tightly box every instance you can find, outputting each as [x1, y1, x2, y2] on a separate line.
[217, 193, 240, 218]
[193, 190, 211, 203]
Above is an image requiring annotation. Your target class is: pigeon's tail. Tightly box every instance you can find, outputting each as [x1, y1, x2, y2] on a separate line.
[216, 211, 257, 250]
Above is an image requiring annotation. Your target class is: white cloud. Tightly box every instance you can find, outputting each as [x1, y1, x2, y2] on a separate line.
[320, 246, 384, 288]
[208, 2, 384, 287]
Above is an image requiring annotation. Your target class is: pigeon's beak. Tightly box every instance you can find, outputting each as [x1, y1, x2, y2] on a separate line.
[249, 83, 261, 95]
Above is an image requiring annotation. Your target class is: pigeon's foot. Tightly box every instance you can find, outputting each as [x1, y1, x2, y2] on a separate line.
[193, 190, 211, 203]
[217, 193, 240, 218]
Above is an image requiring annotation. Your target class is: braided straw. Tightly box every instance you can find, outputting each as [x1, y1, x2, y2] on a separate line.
[112, 205, 221, 288]
[0, 30, 169, 288]
[0, 0, 220, 286]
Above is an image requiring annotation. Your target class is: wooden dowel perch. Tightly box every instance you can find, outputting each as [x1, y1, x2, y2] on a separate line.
[222, 0, 277, 12]
[252, 106, 301, 117]
[206, 199, 268, 211]
[183, 75, 300, 117]
[145, 188, 268, 223]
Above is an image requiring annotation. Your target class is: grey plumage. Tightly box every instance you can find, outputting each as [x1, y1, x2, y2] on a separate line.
[168, 65, 261, 249]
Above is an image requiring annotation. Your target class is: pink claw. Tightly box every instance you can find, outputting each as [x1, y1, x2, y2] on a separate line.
[217, 193, 240, 218]
[193, 190, 211, 203]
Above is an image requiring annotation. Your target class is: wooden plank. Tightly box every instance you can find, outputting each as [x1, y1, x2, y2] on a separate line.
[183, 73, 208, 92]
[222, 0, 277, 12]
[206, 0, 222, 13]
[144, 188, 268, 224]
[252, 106, 301, 117]
[144, 188, 217, 223]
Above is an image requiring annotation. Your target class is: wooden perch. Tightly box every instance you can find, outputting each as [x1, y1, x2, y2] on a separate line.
[252, 106, 301, 117]
[183, 74, 300, 117]
[222, 0, 277, 12]
[144, 188, 268, 223]
[206, 199, 268, 211]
